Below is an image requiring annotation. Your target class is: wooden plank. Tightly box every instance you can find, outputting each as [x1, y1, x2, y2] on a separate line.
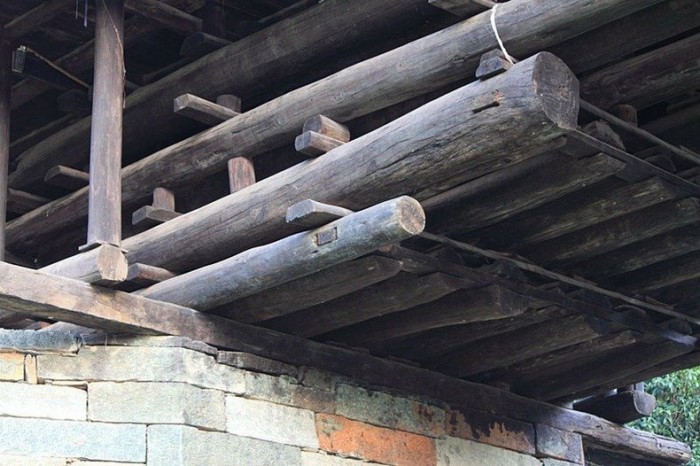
[134, 197, 425, 311]
[0, 261, 690, 465]
[6, 189, 50, 215]
[3, 0, 73, 40]
[173, 93, 240, 126]
[519, 198, 700, 267]
[286, 199, 353, 228]
[227, 157, 255, 193]
[213, 256, 403, 323]
[7, 0, 653, 199]
[31, 53, 579, 275]
[428, 314, 609, 378]
[84, 0, 125, 249]
[264, 272, 466, 337]
[323, 285, 530, 348]
[0, 35, 10, 260]
[580, 33, 700, 111]
[44, 165, 90, 190]
[124, 0, 202, 33]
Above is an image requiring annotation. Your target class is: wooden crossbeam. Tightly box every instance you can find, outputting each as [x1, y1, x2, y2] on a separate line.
[173, 93, 240, 126]
[3, 0, 73, 41]
[295, 116, 351, 158]
[180, 31, 231, 56]
[125, 263, 177, 288]
[7, 188, 49, 215]
[44, 165, 89, 190]
[124, 0, 202, 33]
[574, 390, 656, 424]
[132, 187, 181, 228]
[0, 261, 690, 465]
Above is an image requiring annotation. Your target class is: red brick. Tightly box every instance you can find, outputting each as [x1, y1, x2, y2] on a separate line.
[316, 414, 436, 465]
[447, 407, 536, 454]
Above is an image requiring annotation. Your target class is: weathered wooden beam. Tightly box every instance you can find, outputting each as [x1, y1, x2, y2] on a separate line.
[124, 0, 202, 33]
[30, 53, 579, 276]
[8, 0, 653, 202]
[322, 285, 530, 347]
[38, 243, 128, 286]
[213, 255, 403, 323]
[179, 31, 232, 57]
[527, 339, 695, 402]
[135, 197, 425, 310]
[426, 152, 624, 235]
[520, 198, 700, 268]
[303, 115, 351, 143]
[9, 116, 73, 158]
[125, 263, 177, 288]
[429, 314, 609, 378]
[0, 261, 690, 465]
[286, 199, 353, 228]
[227, 157, 255, 194]
[44, 165, 90, 190]
[132, 187, 181, 228]
[608, 250, 700, 293]
[428, 0, 492, 16]
[3, 0, 73, 41]
[173, 93, 240, 126]
[0, 35, 10, 261]
[581, 33, 700, 111]
[84, 0, 125, 249]
[574, 390, 656, 425]
[6, 189, 50, 215]
[56, 89, 92, 118]
[643, 101, 700, 135]
[264, 272, 466, 337]
[295, 131, 346, 157]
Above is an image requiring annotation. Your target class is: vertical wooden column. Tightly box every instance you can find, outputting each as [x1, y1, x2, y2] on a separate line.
[0, 33, 11, 261]
[84, 0, 125, 250]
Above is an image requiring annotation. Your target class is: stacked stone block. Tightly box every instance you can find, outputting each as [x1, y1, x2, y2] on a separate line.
[0, 332, 586, 465]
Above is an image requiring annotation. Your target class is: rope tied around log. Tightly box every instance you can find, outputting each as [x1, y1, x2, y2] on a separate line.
[490, 4, 515, 65]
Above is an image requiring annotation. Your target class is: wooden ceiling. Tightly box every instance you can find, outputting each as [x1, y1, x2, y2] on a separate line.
[1, 0, 700, 406]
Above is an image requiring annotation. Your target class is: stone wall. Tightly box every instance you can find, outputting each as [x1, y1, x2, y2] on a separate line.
[0, 331, 603, 465]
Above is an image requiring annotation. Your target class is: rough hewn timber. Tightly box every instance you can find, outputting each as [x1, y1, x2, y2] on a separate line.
[3, 0, 72, 40]
[35, 53, 579, 276]
[38, 244, 128, 286]
[44, 165, 90, 190]
[213, 256, 402, 323]
[0, 262, 689, 465]
[85, 0, 125, 249]
[574, 390, 656, 425]
[134, 197, 425, 310]
[607, 250, 700, 293]
[581, 33, 700, 110]
[173, 93, 240, 126]
[7, 0, 657, 248]
[264, 272, 465, 337]
[323, 285, 530, 347]
[6, 189, 49, 215]
[124, 0, 202, 33]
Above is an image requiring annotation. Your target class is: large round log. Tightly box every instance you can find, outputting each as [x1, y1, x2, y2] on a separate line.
[7, 0, 660, 252]
[43, 52, 579, 278]
[134, 196, 425, 310]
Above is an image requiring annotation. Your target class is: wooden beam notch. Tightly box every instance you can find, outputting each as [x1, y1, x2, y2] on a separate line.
[132, 187, 181, 228]
[476, 50, 513, 80]
[295, 115, 351, 158]
[173, 93, 241, 126]
[44, 165, 90, 191]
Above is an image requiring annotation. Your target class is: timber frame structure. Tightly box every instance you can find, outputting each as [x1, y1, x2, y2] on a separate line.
[0, 0, 699, 463]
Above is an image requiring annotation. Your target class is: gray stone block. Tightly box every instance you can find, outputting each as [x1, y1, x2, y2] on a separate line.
[0, 330, 82, 354]
[243, 371, 296, 405]
[82, 335, 217, 356]
[0, 454, 67, 466]
[37, 346, 244, 393]
[0, 352, 25, 381]
[336, 383, 445, 437]
[0, 418, 146, 462]
[89, 382, 225, 430]
[0, 382, 86, 420]
[437, 437, 542, 466]
[147, 424, 301, 466]
[226, 396, 319, 449]
[218, 351, 297, 377]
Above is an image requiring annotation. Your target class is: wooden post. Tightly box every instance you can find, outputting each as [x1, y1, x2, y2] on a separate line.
[84, 0, 125, 250]
[0, 34, 11, 261]
[227, 158, 255, 193]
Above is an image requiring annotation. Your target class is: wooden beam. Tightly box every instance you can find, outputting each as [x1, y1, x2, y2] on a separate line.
[44, 165, 90, 190]
[8, 0, 654, 197]
[295, 131, 346, 157]
[574, 390, 656, 425]
[32, 53, 579, 276]
[179, 32, 231, 57]
[124, 0, 202, 33]
[428, 0, 492, 16]
[173, 93, 240, 126]
[581, 32, 700, 110]
[125, 263, 177, 288]
[6, 189, 49, 215]
[322, 285, 530, 348]
[227, 157, 255, 193]
[0, 261, 690, 465]
[263, 272, 467, 337]
[3, 0, 73, 41]
[429, 314, 609, 378]
[132, 187, 181, 228]
[85, 0, 125, 249]
[303, 115, 351, 143]
[0, 35, 10, 261]
[643, 101, 700, 135]
[608, 250, 700, 293]
[212, 255, 403, 323]
[286, 199, 353, 228]
[134, 197, 425, 310]
[39, 244, 128, 286]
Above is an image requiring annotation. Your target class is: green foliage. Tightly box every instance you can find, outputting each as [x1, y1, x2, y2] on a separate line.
[630, 367, 700, 466]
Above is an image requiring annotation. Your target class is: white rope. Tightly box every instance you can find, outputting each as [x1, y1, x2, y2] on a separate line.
[490, 4, 515, 65]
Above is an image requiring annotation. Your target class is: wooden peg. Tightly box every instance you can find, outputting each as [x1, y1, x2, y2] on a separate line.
[476, 49, 512, 80]
[227, 157, 256, 193]
[295, 115, 350, 158]
[132, 187, 181, 228]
